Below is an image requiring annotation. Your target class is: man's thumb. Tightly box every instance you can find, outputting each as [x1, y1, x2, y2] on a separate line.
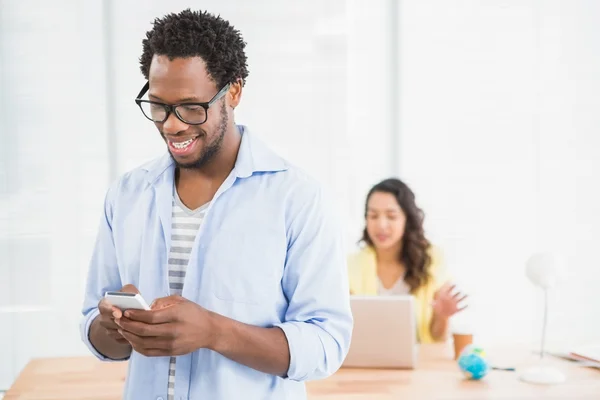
[120, 284, 140, 294]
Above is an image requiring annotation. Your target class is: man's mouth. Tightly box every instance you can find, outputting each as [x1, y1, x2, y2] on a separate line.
[167, 136, 200, 155]
[171, 138, 195, 148]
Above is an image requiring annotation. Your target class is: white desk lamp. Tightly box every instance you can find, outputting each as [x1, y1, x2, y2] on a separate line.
[519, 252, 566, 385]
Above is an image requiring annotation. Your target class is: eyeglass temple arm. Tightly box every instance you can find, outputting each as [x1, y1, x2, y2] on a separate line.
[208, 83, 232, 105]
[136, 81, 150, 100]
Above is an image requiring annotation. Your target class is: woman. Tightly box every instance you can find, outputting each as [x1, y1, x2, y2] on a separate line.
[348, 178, 467, 343]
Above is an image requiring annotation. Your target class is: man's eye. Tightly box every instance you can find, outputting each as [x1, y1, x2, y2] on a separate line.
[182, 105, 202, 111]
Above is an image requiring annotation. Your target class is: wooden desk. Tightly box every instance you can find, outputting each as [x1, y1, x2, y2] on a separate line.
[6, 344, 599, 399]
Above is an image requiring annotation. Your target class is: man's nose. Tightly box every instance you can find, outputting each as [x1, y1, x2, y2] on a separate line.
[161, 112, 189, 135]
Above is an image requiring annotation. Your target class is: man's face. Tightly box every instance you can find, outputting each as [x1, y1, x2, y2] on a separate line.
[148, 55, 228, 169]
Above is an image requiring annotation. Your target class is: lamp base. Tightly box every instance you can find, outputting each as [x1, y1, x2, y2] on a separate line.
[519, 365, 566, 385]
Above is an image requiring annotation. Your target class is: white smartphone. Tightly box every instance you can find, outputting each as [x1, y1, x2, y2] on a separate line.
[104, 291, 151, 311]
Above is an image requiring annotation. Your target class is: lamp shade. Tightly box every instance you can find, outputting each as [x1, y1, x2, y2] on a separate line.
[525, 252, 559, 289]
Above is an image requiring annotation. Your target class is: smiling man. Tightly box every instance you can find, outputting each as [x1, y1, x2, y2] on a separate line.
[79, 9, 353, 400]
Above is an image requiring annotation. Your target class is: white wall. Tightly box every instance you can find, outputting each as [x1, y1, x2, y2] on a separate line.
[0, 0, 111, 389]
[397, 0, 600, 348]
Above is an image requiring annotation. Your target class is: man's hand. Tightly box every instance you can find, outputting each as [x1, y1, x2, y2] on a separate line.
[88, 284, 139, 360]
[432, 282, 468, 319]
[115, 295, 216, 357]
[95, 284, 140, 345]
[116, 295, 291, 376]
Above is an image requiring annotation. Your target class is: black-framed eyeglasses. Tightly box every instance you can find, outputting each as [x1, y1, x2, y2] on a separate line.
[134, 81, 231, 125]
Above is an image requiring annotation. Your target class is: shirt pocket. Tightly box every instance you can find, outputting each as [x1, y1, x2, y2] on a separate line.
[206, 224, 286, 305]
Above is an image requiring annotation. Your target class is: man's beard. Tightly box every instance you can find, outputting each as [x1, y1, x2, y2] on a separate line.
[172, 101, 228, 170]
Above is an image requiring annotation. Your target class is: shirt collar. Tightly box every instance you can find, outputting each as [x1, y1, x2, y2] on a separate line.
[233, 125, 288, 178]
[143, 125, 288, 184]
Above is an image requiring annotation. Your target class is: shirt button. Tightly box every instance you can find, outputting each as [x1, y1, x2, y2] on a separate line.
[157, 397, 164, 400]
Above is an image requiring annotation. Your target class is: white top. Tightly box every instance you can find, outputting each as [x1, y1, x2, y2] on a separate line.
[377, 277, 411, 296]
[167, 192, 209, 400]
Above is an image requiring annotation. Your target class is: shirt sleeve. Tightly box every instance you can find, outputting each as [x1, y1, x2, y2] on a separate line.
[79, 180, 126, 361]
[274, 183, 353, 381]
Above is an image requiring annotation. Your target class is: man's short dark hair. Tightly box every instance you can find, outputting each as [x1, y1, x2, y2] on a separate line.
[139, 9, 249, 89]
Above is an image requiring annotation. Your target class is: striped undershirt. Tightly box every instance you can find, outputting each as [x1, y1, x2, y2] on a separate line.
[167, 192, 209, 400]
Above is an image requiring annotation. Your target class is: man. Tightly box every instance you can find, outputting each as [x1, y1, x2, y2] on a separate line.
[80, 9, 353, 400]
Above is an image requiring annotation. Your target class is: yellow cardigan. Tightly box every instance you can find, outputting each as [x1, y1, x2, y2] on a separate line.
[347, 245, 447, 344]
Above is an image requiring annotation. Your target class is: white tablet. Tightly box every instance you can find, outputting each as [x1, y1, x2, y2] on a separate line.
[343, 295, 418, 369]
[104, 291, 151, 311]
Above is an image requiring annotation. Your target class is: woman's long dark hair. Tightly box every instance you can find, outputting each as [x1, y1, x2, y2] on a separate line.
[361, 178, 432, 293]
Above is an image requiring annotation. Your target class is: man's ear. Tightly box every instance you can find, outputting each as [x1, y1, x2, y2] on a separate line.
[228, 79, 243, 109]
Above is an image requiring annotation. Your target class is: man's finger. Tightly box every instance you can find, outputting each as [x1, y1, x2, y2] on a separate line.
[458, 304, 469, 312]
[115, 337, 130, 345]
[119, 330, 157, 354]
[151, 295, 185, 311]
[119, 330, 174, 352]
[125, 307, 176, 324]
[111, 306, 123, 319]
[120, 284, 140, 294]
[118, 317, 176, 338]
[98, 318, 119, 331]
[106, 329, 121, 339]
[98, 299, 115, 314]
[106, 329, 129, 344]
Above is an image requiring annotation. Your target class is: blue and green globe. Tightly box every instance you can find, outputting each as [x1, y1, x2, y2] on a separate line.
[457, 345, 490, 380]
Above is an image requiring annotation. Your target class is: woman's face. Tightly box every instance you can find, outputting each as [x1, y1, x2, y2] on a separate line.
[366, 191, 407, 251]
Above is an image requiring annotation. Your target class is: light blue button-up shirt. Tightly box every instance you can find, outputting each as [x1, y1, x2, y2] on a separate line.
[80, 126, 353, 400]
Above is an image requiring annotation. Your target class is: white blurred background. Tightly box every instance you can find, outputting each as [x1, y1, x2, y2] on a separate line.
[1, 0, 599, 391]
